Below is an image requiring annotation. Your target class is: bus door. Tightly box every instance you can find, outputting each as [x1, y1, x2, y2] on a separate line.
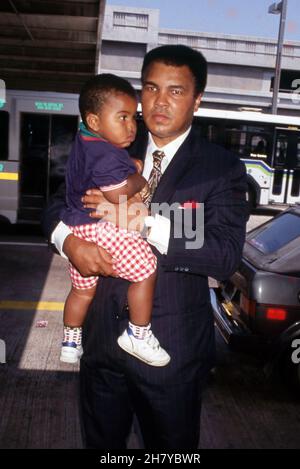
[0, 109, 19, 223]
[285, 130, 300, 204]
[271, 128, 300, 204]
[19, 113, 78, 222]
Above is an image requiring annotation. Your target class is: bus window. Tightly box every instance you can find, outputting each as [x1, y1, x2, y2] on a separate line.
[206, 123, 220, 144]
[224, 129, 247, 155]
[250, 136, 268, 158]
[192, 118, 220, 143]
[20, 113, 49, 198]
[0, 111, 9, 160]
[296, 139, 300, 168]
[275, 137, 288, 166]
[50, 115, 78, 195]
[19, 113, 78, 222]
[291, 138, 300, 197]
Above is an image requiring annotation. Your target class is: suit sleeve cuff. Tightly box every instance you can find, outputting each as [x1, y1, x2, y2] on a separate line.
[51, 221, 72, 259]
[145, 214, 170, 255]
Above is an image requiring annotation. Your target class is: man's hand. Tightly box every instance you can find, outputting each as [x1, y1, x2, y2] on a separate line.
[82, 189, 148, 232]
[63, 234, 117, 277]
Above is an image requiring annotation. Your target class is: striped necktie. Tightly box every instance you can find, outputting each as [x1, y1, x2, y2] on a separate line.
[143, 150, 165, 207]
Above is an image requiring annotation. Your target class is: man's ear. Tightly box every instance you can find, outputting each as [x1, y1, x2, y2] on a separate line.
[194, 93, 202, 112]
[86, 113, 100, 132]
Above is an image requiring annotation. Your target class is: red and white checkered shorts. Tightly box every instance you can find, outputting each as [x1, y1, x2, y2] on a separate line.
[68, 222, 157, 289]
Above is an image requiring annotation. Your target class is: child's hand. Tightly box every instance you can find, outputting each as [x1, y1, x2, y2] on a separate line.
[131, 157, 144, 174]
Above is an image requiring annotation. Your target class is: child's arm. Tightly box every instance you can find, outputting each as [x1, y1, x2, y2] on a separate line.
[131, 158, 143, 174]
[101, 173, 148, 205]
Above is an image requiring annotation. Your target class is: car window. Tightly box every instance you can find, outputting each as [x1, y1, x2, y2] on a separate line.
[248, 213, 300, 254]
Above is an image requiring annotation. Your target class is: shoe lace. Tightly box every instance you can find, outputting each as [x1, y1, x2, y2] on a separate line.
[144, 331, 160, 350]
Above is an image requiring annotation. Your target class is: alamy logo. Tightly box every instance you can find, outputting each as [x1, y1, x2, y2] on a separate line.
[291, 338, 300, 364]
[96, 197, 205, 250]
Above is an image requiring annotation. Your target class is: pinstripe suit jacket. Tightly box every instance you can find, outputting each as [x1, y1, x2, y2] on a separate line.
[43, 124, 248, 386]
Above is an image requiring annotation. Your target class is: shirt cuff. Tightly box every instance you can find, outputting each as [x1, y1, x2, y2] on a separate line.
[145, 214, 170, 255]
[51, 221, 72, 259]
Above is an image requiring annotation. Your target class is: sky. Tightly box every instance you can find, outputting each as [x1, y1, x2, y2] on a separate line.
[107, 0, 300, 41]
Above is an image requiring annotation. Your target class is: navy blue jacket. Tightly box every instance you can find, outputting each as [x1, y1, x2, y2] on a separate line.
[43, 124, 248, 386]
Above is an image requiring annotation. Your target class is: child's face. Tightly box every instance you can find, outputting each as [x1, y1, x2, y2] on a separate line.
[87, 93, 137, 148]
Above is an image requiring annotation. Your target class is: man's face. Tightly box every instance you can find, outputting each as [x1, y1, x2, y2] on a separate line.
[141, 62, 202, 147]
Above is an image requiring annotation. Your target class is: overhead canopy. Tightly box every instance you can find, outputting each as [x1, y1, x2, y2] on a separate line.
[0, 0, 106, 93]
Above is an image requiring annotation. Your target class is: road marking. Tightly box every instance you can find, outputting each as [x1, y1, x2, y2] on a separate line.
[0, 172, 19, 180]
[0, 300, 64, 311]
[0, 242, 47, 247]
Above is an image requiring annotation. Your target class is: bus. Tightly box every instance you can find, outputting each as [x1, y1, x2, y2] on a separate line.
[0, 90, 79, 224]
[193, 108, 300, 209]
[1, 90, 300, 224]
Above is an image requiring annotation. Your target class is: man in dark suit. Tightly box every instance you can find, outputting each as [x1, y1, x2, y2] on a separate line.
[43, 45, 248, 448]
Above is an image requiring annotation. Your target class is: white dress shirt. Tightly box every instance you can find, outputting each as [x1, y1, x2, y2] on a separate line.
[142, 127, 191, 180]
[51, 127, 191, 257]
[143, 127, 191, 254]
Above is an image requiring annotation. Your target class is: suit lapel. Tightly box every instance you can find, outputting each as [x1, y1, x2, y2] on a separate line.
[151, 129, 196, 205]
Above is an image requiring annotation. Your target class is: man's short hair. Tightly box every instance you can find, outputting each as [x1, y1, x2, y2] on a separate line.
[141, 45, 207, 95]
[79, 74, 137, 127]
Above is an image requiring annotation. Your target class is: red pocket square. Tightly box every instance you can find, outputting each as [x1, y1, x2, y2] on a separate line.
[179, 200, 201, 209]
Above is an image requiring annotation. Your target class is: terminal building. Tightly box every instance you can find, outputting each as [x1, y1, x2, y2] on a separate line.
[101, 4, 300, 116]
[1, 1, 300, 224]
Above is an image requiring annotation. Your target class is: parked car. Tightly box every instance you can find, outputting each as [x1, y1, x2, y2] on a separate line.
[210, 206, 300, 391]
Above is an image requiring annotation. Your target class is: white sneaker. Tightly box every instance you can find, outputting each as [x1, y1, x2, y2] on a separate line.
[60, 342, 83, 364]
[117, 329, 170, 367]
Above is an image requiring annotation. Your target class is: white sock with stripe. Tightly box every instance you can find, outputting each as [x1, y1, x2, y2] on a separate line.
[63, 326, 82, 346]
[128, 321, 151, 339]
